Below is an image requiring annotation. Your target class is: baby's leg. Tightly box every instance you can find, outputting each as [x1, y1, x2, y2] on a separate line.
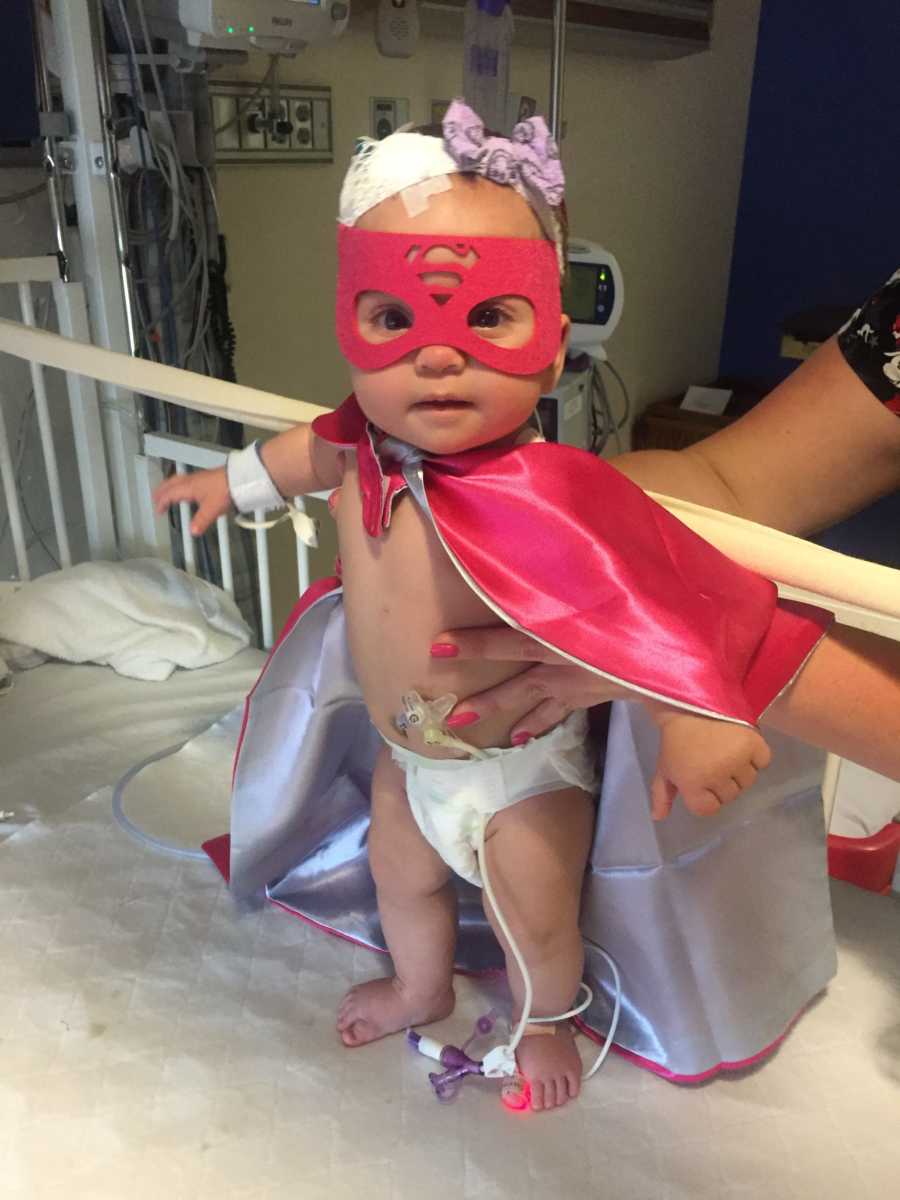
[481, 787, 595, 1110]
[337, 745, 457, 1047]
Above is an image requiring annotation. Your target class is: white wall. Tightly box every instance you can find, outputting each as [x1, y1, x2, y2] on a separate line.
[215, 3, 762, 623]
[219, 2, 760, 414]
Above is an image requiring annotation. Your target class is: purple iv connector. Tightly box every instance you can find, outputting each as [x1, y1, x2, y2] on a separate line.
[406, 1010, 498, 1102]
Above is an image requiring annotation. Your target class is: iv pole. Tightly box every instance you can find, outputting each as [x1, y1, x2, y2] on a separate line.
[548, 0, 567, 142]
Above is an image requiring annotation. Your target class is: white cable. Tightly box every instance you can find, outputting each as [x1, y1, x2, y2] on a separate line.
[526, 981, 593, 1026]
[111, 755, 207, 861]
[202, 168, 221, 225]
[213, 55, 279, 135]
[132, 0, 179, 152]
[477, 811, 622, 1080]
[153, 141, 181, 241]
[117, 0, 207, 370]
[478, 814, 534, 1056]
[580, 944, 622, 1080]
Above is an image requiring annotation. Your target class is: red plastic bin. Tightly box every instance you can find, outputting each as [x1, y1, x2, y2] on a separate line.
[827, 820, 900, 895]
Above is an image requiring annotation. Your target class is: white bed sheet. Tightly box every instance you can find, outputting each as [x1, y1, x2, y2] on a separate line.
[0, 650, 266, 842]
[1, 785, 898, 1200]
[2, 655, 898, 1198]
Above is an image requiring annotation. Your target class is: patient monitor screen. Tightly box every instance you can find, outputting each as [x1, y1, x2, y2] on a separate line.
[563, 261, 614, 326]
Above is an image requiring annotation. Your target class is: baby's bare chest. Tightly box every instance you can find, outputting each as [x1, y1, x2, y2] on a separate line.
[333, 460, 529, 747]
[336, 464, 493, 651]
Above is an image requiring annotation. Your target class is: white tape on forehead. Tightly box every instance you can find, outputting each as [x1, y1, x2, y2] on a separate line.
[338, 130, 564, 270]
[400, 175, 453, 218]
[339, 133, 459, 227]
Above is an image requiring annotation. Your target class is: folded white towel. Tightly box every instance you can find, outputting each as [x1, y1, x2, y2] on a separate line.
[0, 558, 251, 681]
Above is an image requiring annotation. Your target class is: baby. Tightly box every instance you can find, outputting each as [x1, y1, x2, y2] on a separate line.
[155, 103, 775, 1111]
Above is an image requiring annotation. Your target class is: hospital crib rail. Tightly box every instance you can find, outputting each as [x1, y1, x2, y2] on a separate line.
[3, 265, 900, 856]
[142, 429, 329, 648]
[0, 253, 328, 648]
[0, 254, 116, 579]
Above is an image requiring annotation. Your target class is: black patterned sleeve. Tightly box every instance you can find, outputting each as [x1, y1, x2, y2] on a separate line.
[837, 269, 900, 414]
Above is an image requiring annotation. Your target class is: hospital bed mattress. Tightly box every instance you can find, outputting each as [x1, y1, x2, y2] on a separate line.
[0, 650, 266, 844]
[1, 659, 898, 1198]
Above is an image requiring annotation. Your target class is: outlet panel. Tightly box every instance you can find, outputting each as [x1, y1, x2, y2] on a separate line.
[211, 81, 333, 163]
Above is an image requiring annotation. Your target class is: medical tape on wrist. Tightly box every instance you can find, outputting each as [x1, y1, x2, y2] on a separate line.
[235, 506, 319, 548]
[226, 442, 286, 514]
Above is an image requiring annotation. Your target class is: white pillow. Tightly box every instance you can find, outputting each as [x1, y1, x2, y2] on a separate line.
[0, 558, 251, 682]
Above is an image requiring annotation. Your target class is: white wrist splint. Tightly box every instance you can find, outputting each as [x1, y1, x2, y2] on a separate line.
[226, 442, 319, 548]
[226, 442, 286, 515]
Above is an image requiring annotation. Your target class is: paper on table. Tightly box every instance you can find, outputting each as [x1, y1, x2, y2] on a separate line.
[681, 385, 732, 415]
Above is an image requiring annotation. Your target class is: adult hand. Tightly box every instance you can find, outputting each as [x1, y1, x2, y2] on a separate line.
[432, 626, 633, 741]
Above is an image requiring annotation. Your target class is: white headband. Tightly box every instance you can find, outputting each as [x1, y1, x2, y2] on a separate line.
[338, 129, 565, 271]
[338, 132, 457, 226]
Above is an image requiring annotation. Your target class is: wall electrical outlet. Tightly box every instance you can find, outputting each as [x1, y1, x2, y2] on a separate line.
[370, 97, 410, 140]
[211, 81, 333, 163]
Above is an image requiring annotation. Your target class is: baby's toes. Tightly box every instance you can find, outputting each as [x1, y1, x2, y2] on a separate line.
[565, 1070, 581, 1101]
[340, 1020, 370, 1047]
[529, 1079, 546, 1111]
[336, 990, 359, 1029]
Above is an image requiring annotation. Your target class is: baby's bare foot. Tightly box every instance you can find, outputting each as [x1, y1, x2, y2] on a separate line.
[516, 1023, 582, 1111]
[336, 977, 455, 1048]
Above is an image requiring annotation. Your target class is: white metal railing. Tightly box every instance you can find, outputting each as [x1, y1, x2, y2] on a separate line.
[0, 263, 331, 647]
[144, 430, 328, 648]
[0, 255, 116, 581]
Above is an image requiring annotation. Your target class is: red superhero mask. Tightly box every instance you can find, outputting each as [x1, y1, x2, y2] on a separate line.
[336, 224, 562, 376]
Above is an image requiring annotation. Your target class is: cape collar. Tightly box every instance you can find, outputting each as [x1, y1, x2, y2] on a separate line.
[311, 394, 535, 538]
[312, 395, 411, 537]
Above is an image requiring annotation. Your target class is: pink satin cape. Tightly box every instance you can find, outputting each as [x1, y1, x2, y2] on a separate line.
[313, 396, 833, 725]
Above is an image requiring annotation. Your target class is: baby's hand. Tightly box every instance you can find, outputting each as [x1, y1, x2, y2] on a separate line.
[152, 466, 232, 537]
[649, 712, 772, 821]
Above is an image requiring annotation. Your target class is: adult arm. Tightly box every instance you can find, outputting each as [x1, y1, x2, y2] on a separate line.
[433, 625, 900, 782]
[763, 624, 900, 779]
[612, 337, 900, 535]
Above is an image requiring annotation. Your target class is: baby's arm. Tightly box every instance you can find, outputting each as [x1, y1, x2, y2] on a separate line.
[642, 700, 772, 821]
[153, 425, 343, 536]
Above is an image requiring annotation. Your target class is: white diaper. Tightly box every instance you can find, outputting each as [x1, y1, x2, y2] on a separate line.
[384, 711, 597, 887]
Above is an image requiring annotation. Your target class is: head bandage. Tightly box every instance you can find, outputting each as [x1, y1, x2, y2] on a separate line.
[338, 98, 566, 272]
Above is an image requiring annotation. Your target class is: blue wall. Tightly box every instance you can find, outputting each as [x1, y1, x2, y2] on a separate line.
[719, 0, 900, 388]
[1, 1, 39, 145]
[718, 0, 900, 566]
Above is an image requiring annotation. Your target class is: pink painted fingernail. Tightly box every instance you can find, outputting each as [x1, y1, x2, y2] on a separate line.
[511, 732, 533, 746]
[446, 711, 478, 728]
[430, 642, 459, 658]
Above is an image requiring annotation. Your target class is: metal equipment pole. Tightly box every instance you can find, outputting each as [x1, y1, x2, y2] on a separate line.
[548, 0, 568, 143]
[51, 0, 156, 553]
[30, 1, 69, 280]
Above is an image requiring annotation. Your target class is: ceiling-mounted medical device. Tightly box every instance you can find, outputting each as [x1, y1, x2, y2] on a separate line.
[563, 238, 624, 360]
[375, 0, 419, 58]
[142, 0, 350, 55]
